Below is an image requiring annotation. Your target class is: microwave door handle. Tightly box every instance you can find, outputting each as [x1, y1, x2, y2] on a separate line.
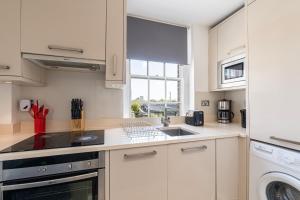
[1, 172, 98, 191]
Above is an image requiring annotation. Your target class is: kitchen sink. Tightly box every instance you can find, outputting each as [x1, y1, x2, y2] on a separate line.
[159, 128, 195, 137]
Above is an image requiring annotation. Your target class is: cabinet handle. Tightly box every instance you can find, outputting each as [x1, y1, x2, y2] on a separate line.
[227, 45, 246, 55]
[181, 145, 207, 153]
[270, 136, 300, 146]
[0, 65, 10, 70]
[48, 45, 84, 54]
[112, 55, 117, 76]
[124, 150, 157, 159]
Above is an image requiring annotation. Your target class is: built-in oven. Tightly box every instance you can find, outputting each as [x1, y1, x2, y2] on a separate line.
[218, 54, 246, 88]
[0, 151, 105, 200]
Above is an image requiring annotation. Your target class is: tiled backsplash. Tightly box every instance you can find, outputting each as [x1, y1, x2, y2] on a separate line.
[18, 70, 124, 121]
[195, 89, 246, 123]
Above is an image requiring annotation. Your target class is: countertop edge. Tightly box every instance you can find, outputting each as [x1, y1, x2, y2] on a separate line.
[0, 123, 247, 161]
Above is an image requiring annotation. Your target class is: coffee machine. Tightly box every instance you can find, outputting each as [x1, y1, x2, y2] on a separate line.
[217, 99, 234, 123]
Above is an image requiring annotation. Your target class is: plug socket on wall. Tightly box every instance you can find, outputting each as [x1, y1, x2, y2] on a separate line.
[201, 100, 210, 107]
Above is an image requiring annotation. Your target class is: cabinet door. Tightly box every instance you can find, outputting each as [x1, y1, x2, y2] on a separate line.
[208, 27, 219, 91]
[216, 138, 239, 200]
[168, 140, 216, 200]
[248, 0, 300, 150]
[218, 8, 246, 61]
[106, 0, 126, 81]
[0, 0, 21, 76]
[21, 0, 106, 60]
[110, 146, 167, 200]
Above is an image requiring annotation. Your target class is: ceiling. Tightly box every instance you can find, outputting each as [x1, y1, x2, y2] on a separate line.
[127, 0, 244, 27]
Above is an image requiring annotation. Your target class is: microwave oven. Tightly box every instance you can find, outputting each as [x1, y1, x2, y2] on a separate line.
[218, 54, 246, 88]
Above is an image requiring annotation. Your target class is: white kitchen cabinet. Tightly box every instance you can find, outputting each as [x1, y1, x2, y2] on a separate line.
[0, 0, 45, 85]
[218, 8, 246, 61]
[106, 0, 126, 82]
[216, 138, 239, 200]
[168, 140, 216, 200]
[110, 146, 167, 200]
[208, 27, 219, 91]
[0, 0, 21, 77]
[21, 0, 106, 61]
[248, 0, 300, 150]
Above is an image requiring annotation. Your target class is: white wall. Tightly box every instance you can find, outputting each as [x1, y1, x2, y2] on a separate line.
[18, 70, 124, 121]
[0, 84, 13, 124]
[11, 84, 21, 124]
[0, 83, 21, 125]
[191, 25, 209, 92]
[191, 24, 222, 121]
[224, 89, 246, 123]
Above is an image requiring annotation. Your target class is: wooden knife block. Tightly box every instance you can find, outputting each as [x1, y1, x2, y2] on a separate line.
[71, 111, 85, 131]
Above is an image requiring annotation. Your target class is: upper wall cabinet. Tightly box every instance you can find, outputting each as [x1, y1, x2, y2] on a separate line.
[21, 0, 107, 61]
[106, 0, 126, 83]
[0, 0, 45, 85]
[0, 0, 21, 77]
[208, 7, 246, 91]
[217, 8, 246, 61]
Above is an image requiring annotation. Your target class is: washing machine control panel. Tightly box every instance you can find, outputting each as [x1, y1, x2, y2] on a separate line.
[251, 141, 300, 173]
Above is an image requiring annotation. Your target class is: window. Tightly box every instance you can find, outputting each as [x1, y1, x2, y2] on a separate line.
[129, 59, 181, 118]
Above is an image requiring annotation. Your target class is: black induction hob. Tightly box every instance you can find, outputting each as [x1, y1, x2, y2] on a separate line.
[0, 130, 105, 154]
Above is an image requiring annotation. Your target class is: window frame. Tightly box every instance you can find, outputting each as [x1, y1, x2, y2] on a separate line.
[129, 59, 182, 117]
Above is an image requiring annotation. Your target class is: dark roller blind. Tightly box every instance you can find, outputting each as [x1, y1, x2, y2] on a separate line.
[127, 16, 188, 65]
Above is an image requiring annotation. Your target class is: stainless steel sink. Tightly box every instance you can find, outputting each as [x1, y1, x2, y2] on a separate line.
[159, 128, 195, 137]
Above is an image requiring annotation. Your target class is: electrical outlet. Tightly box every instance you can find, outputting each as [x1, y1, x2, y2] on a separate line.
[201, 100, 210, 107]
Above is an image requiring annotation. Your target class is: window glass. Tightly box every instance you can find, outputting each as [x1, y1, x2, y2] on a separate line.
[130, 60, 147, 76]
[131, 78, 148, 101]
[149, 104, 165, 118]
[166, 103, 180, 116]
[129, 59, 181, 117]
[149, 80, 165, 102]
[165, 63, 178, 78]
[131, 78, 148, 117]
[149, 61, 164, 77]
[166, 81, 179, 102]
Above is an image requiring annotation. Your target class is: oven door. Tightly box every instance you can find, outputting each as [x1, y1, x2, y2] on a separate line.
[1, 169, 104, 200]
[219, 55, 246, 88]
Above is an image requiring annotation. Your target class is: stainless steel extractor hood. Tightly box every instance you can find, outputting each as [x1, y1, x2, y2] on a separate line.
[22, 53, 106, 72]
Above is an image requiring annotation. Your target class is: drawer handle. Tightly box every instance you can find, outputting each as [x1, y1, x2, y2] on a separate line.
[270, 136, 300, 146]
[112, 55, 117, 76]
[48, 45, 84, 54]
[124, 150, 157, 159]
[181, 145, 207, 153]
[0, 65, 10, 70]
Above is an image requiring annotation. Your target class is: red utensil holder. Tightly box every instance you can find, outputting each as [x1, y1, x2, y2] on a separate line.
[34, 118, 46, 134]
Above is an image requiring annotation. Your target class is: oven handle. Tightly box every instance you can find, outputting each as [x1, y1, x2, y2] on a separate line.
[1, 172, 98, 191]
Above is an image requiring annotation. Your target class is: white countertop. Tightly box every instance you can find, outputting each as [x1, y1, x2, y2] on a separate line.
[0, 123, 247, 161]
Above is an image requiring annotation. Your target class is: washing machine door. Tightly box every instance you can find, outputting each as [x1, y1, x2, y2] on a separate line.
[259, 172, 300, 200]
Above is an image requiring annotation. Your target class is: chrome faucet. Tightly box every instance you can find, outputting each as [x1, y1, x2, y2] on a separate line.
[161, 107, 171, 127]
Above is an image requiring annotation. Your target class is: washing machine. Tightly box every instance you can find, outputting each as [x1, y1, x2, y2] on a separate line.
[249, 141, 300, 200]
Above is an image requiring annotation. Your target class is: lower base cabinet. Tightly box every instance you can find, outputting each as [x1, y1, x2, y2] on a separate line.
[109, 145, 168, 200]
[109, 137, 241, 200]
[168, 140, 216, 200]
[216, 137, 240, 200]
